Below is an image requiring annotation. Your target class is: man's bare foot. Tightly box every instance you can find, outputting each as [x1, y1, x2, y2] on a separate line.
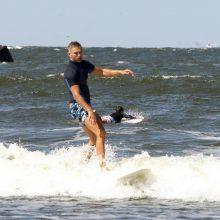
[82, 145, 95, 162]
[100, 166, 110, 171]
[99, 161, 110, 171]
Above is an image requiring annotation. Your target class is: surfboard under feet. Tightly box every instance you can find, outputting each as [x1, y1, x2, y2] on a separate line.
[117, 168, 151, 186]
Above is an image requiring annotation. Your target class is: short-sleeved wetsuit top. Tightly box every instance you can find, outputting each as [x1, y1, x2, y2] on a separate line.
[64, 60, 95, 104]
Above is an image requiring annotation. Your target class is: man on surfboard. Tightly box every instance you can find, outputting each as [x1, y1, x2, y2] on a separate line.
[64, 41, 134, 170]
[101, 106, 136, 124]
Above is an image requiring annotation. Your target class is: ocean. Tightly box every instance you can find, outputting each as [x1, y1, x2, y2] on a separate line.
[1, 46, 220, 219]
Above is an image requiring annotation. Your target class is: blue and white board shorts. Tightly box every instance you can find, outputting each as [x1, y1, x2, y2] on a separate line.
[69, 103, 88, 123]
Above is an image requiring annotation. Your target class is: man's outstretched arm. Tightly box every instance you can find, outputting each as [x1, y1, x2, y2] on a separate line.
[92, 67, 134, 77]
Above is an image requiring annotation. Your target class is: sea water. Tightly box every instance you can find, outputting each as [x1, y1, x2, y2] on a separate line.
[1, 46, 220, 219]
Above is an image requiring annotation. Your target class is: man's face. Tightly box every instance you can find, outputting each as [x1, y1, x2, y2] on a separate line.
[68, 46, 83, 62]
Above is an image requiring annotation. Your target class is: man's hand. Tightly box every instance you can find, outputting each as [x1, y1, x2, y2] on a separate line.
[88, 110, 97, 126]
[120, 69, 134, 77]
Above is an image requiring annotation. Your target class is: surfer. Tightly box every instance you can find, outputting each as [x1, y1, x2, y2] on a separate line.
[64, 41, 134, 170]
[101, 106, 136, 124]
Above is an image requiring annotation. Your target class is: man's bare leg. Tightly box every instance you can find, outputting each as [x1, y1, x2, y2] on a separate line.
[84, 114, 107, 169]
[83, 125, 96, 160]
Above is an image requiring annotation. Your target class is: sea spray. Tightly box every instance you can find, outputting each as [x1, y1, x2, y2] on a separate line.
[1, 143, 220, 201]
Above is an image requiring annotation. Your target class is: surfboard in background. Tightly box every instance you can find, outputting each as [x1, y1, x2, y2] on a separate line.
[121, 115, 144, 124]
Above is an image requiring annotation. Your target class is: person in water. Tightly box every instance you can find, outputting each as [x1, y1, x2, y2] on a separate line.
[101, 106, 136, 124]
[64, 41, 134, 170]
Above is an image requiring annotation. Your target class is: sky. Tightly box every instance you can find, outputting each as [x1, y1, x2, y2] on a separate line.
[1, 0, 220, 48]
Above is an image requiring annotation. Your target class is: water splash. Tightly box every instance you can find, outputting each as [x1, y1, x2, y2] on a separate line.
[1, 143, 220, 201]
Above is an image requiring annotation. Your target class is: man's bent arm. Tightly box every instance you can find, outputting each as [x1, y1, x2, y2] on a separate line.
[71, 85, 96, 125]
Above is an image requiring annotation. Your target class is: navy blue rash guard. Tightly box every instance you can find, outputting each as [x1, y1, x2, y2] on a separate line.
[64, 60, 95, 104]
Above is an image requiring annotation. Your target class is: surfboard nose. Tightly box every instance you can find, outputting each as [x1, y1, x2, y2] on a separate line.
[117, 168, 153, 187]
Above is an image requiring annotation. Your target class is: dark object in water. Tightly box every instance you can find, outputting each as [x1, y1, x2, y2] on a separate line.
[0, 45, 14, 62]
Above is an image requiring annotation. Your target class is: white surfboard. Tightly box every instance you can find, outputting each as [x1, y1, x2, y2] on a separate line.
[117, 168, 151, 186]
[121, 116, 144, 124]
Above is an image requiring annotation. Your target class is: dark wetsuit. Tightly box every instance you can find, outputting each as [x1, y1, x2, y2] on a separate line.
[64, 60, 95, 122]
[110, 112, 135, 123]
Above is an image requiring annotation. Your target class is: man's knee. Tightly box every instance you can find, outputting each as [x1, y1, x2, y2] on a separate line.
[98, 128, 106, 139]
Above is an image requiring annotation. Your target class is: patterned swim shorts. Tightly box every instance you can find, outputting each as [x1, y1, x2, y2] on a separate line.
[69, 103, 88, 123]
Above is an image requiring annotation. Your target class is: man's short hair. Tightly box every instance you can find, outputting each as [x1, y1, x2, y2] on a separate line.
[68, 41, 82, 51]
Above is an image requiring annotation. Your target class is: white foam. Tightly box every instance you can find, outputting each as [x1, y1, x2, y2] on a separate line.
[126, 110, 144, 118]
[7, 46, 23, 50]
[161, 75, 201, 79]
[46, 73, 64, 78]
[1, 143, 220, 201]
[183, 130, 220, 141]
